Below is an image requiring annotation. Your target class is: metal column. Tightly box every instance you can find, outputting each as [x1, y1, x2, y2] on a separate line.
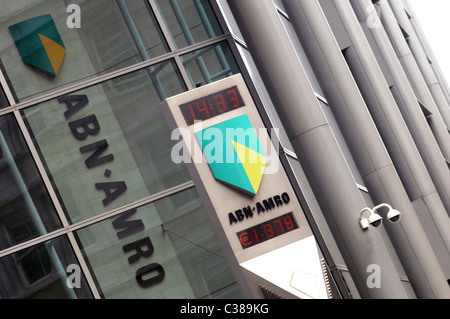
[377, 0, 450, 244]
[282, 0, 450, 299]
[353, 0, 450, 292]
[389, 0, 450, 130]
[379, 0, 450, 160]
[401, 0, 450, 109]
[227, 0, 408, 299]
[353, 0, 450, 221]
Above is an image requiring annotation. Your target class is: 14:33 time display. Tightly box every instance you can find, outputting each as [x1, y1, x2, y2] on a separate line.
[179, 85, 245, 125]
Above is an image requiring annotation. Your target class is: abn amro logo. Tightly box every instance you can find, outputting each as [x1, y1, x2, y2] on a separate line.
[9, 14, 66, 78]
[195, 115, 267, 196]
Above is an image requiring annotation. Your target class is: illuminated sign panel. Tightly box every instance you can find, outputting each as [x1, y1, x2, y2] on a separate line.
[161, 74, 329, 299]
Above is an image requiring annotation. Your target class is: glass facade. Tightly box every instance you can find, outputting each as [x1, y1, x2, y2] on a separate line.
[0, 0, 169, 101]
[4, 0, 438, 301]
[0, 113, 61, 250]
[156, 0, 223, 49]
[22, 64, 190, 224]
[75, 188, 240, 299]
[0, 0, 243, 299]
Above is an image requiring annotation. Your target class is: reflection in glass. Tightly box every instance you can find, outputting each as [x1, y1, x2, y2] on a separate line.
[0, 114, 61, 251]
[23, 61, 190, 223]
[0, 85, 8, 108]
[0, 236, 93, 299]
[181, 41, 240, 87]
[75, 188, 242, 299]
[156, 0, 223, 49]
[0, 0, 168, 101]
[88, 0, 169, 72]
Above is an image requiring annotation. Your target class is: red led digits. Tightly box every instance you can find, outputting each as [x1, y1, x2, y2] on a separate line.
[214, 94, 227, 113]
[236, 212, 299, 249]
[196, 100, 210, 118]
[179, 86, 245, 125]
[227, 89, 240, 108]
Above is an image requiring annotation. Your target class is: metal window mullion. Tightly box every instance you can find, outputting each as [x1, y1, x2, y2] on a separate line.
[175, 55, 195, 90]
[0, 228, 69, 258]
[148, 0, 178, 52]
[66, 231, 102, 299]
[69, 180, 195, 233]
[0, 106, 14, 117]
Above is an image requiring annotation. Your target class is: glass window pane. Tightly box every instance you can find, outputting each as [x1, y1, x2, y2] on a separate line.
[74, 187, 242, 299]
[0, 86, 8, 108]
[156, 0, 223, 49]
[0, 0, 168, 102]
[181, 41, 240, 86]
[0, 114, 61, 251]
[0, 236, 93, 299]
[0, 63, 10, 107]
[22, 61, 190, 223]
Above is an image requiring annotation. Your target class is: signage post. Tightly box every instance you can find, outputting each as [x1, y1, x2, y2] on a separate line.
[160, 74, 329, 299]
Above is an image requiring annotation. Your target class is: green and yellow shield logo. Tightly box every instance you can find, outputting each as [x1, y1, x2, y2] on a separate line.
[10, 14, 66, 78]
[195, 115, 267, 195]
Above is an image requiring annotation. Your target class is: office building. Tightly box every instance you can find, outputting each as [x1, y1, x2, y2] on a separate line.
[0, 0, 448, 299]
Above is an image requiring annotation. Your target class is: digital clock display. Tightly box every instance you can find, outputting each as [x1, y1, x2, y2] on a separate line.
[236, 212, 299, 249]
[179, 86, 245, 125]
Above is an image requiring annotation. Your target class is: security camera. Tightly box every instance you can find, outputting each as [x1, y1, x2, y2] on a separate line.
[368, 213, 383, 227]
[387, 209, 401, 223]
[359, 210, 383, 230]
[359, 204, 402, 230]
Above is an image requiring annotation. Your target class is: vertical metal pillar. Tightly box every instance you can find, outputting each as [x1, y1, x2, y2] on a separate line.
[380, 0, 450, 223]
[353, 0, 450, 220]
[227, 0, 408, 299]
[389, 0, 450, 130]
[401, 0, 450, 108]
[379, 0, 450, 160]
[351, 0, 450, 242]
[282, 0, 450, 299]
[352, 0, 450, 289]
